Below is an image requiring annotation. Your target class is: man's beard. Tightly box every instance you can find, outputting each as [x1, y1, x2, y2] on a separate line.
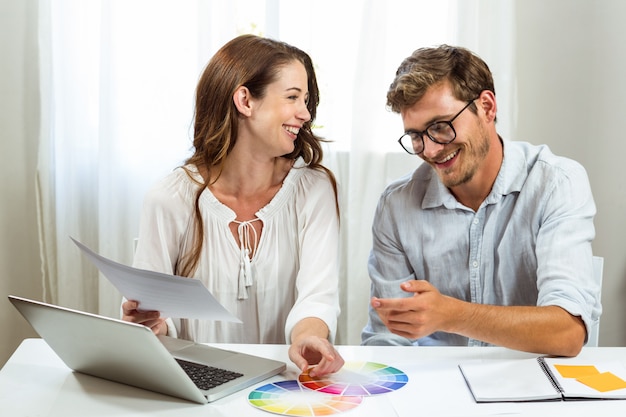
[438, 127, 490, 188]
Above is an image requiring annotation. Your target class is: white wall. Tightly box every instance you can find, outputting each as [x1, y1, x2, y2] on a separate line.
[0, 0, 42, 366]
[1, 1, 624, 367]
[513, 0, 626, 346]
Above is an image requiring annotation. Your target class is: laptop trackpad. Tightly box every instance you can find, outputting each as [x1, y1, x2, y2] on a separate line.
[174, 344, 237, 365]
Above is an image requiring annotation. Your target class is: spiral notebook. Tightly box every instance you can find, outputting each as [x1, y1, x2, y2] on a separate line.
[459, 357, 626, 402]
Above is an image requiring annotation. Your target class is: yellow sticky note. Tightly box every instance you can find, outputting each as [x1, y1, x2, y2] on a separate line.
[576, 372, 626, 393]
[554, 364, 600, 379]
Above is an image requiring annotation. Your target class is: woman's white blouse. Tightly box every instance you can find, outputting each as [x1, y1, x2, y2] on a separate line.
[132, 157, 340, 344]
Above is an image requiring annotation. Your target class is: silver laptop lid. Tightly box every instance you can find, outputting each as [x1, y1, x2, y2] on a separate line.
[8, 295, 285, 403]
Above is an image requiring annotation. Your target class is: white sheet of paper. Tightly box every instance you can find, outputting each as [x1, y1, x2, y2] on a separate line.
[71, 237, 241, 322]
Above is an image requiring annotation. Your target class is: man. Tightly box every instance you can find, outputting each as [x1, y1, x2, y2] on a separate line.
[361, 45, 601, 357]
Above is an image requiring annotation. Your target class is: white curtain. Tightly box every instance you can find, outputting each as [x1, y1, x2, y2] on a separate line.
[37, 0, 515, 344]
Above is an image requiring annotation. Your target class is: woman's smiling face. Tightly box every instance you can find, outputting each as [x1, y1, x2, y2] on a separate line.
[243, 60, 311, 158]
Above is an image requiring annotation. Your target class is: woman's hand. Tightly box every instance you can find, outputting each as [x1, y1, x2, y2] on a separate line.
[121, 299, 168, 336]
[288, 317, 344, 377]
[288, 334, 344, 378]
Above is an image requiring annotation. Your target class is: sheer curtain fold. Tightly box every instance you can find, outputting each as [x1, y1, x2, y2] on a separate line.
[453, 0, 517, 140]
[37, 0, 102, 311]
[37, 0, 204, 317]
[37, 0, 515, 344]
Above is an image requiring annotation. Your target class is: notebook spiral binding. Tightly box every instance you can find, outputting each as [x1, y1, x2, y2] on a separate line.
[537, 357, 565, 395]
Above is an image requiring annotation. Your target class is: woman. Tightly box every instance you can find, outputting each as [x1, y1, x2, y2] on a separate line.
[122, 34, 344, 377]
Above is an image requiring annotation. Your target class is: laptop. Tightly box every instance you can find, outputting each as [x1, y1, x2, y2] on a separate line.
[8, 295, 286, 404]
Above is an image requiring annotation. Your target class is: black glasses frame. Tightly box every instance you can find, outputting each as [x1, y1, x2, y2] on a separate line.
[397, 98, 479, 155]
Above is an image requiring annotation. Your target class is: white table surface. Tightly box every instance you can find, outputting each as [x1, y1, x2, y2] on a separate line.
[2, 338, 626, 416]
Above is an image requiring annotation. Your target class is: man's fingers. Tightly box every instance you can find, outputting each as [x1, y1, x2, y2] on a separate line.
[401, 279, 432, 292]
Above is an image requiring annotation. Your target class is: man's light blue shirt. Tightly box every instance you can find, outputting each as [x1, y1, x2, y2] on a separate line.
[362, 140, 601, 347]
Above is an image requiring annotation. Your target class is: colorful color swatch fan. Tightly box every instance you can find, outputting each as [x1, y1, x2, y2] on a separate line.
[248, 380, 362, 416]
[298, 361, 408, 396]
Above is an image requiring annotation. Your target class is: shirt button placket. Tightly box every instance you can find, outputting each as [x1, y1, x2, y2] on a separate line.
[467, 211, 484, 347]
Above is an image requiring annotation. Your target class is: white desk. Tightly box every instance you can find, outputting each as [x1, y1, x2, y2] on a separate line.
[2, 339, 626, 416]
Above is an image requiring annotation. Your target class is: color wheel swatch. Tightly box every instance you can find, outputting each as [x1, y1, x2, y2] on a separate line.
[298, 361, 409, 396]
[248, 380, 362, 416]
[248, 362, 408, 415]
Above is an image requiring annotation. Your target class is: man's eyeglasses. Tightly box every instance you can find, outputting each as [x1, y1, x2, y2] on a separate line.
[397, 98, 479, 155]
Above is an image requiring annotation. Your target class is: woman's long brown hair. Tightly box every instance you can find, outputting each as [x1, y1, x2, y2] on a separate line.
[176, 35, 338, 278]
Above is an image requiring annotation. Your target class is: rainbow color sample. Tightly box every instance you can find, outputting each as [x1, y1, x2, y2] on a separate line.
[298, 361, 408, 396]
[248, 380, 362, 416]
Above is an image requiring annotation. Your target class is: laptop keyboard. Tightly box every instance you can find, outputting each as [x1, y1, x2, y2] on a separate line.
[175, 358, 244, 391]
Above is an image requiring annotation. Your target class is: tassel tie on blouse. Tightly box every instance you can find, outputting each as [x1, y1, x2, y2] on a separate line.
[234, 218, 260, 300]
